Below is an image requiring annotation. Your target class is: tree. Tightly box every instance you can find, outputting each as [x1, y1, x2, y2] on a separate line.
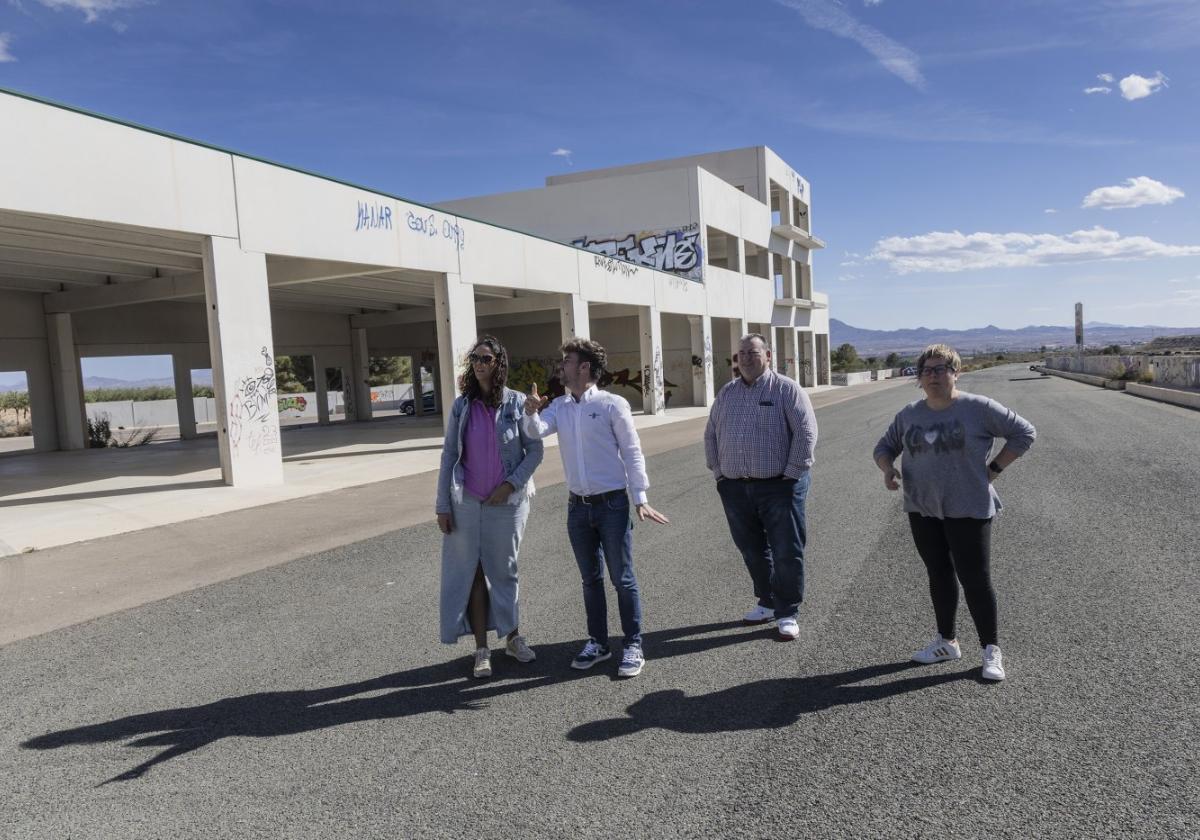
[884, 352, 901, 368]
[274, 355, 314, 394]
[368, 356, 412, 386]
[832, 343, 859, 367]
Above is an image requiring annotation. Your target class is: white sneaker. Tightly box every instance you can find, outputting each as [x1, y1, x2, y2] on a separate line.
[912, 634, 962, 664]
[472, 648, 492, 679]
[981, 644, 1006, 681]
[505, 635, 536, 663]
[743, 604, 775, 624]
[777, 616, 799, 640]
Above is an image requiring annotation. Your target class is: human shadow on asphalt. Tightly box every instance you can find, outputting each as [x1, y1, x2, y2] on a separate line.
[21, 619, 762, 785]
[568, 661, 973, 742]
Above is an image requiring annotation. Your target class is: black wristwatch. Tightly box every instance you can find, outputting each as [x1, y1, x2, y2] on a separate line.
[988, 459, 1004, 475]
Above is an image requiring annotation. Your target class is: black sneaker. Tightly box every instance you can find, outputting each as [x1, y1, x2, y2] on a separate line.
[571, 639, 612, 669]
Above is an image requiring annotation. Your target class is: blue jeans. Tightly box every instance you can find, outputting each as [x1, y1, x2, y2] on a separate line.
[566, 492, 642, 648]
[716, 473, 811, 619]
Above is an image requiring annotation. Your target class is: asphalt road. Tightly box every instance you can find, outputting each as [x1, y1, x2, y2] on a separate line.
[1, 365, 1196, 839]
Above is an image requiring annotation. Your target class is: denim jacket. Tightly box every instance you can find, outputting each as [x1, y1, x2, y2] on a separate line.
[435, 388, 543, 514]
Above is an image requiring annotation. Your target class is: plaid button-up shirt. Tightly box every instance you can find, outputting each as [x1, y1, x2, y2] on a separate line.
[704, 369, 818, 481]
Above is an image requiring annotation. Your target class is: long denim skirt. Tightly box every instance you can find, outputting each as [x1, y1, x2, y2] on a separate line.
[439, 493, 531, 644]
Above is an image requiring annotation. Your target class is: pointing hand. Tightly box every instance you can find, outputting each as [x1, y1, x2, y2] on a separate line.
[524, 383, 547, 415]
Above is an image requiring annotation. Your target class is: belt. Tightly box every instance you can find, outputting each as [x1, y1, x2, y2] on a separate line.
[732, 475, 786, 482]
[569, 489, 627, 505]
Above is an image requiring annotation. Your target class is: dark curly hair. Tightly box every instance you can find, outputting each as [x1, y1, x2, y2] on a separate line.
[560, 337, 607, 382]
[459, 335, 508, 408]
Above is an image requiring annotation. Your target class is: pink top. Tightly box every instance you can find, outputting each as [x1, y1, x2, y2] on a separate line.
[462, 399, 505, 500]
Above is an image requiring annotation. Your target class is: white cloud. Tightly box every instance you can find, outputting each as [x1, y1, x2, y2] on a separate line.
[775, 0, 924, 90]
[1044, 208, 1058, 214]
[550, 147, 573, 166]
[1082, 176, 1184, 210]
[1084, 86, 1111, 95]
[1119, 71, 1168, 100]
[0, 33, 14, 62]
[35, 0, 144, 23]
[1098, 73, 1114, 83]
[869, 226, 1200, 274]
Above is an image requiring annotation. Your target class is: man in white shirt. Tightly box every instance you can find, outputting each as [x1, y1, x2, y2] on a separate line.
[523, 338, 669, 677]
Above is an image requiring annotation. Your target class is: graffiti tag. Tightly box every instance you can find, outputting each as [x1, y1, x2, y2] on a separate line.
[356, 201, 393, 231]
[593, 255, 639, 277]
[278, 395, 308, 414]
[228, 347, 279, 456]
[573, 228, 703, 281]
[405, 210, 466, 251]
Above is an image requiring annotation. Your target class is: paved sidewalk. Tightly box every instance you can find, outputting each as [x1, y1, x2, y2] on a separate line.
[0, 378, 910, 646]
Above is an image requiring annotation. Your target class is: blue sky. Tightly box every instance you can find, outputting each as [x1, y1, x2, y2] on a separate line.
[2, 0, 1198, 348]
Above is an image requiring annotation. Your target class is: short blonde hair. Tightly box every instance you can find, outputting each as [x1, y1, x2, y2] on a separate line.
[917, 344, 962, 375]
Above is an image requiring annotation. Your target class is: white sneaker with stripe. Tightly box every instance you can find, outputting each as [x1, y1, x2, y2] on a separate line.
[912, 633, 962, 664]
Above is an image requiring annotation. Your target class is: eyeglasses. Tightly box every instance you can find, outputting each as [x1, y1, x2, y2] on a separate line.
[919, 365, 955, 377]
[469, 353, 496, 365]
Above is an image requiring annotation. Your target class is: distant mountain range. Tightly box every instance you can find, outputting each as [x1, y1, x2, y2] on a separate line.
[0, 374, 213, 393]
[830, 319, 1200, 356]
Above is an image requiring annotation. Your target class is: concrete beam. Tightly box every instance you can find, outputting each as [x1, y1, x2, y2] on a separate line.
[263, 257, 397, 288]
[350, 308, 436, 329]
[474, 293, 563, 317]
[44, 273, 205, 313]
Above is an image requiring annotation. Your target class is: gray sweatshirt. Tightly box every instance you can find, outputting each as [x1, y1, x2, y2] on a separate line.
[873, 392, 1036, 520]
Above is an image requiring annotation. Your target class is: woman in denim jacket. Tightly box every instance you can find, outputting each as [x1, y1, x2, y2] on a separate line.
[435, 335, 544, 678]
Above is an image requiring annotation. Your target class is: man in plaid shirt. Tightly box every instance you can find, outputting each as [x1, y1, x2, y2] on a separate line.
[704, 333, 818, 641]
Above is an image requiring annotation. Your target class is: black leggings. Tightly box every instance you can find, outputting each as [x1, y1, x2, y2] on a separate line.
[907, 513, 998, 647]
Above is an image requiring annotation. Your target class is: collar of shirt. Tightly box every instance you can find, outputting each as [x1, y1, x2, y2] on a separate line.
[569, 384, 598, 403]
[736, 369, 774, 390]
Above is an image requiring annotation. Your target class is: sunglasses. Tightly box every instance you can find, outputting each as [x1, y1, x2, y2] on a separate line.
[919, 365, 955, 377]
[469, 353, 496, 365]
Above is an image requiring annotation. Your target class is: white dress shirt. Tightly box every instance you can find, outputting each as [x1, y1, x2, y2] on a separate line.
[521, 385, 650, 505]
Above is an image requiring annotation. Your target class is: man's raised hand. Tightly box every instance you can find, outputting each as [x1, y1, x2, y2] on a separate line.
[524, 383, 547, 415]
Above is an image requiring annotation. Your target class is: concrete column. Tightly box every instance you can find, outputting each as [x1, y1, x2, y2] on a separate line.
[435, 273, 477, 430]
[638, 306, 665, 415]
[313, 353, 331, 426]
[688, 314, 715, 407]
[172, 355, 197, 440]
[729, 318, 747, 381]
[560, 293, 590, 342]
[349, 327, 372, 422]
[202, 236, 283, 487]
[45, 312, 86, 450]
[782, 328, 798, 380]
[800, 331, 817, 387]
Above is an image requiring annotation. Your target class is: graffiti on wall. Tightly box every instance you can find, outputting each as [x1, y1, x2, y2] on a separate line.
[572, 226, 703, 281]
[593, 255, 639, 278]
[278, 395, 308, 415]
[228, 347, 279, 456]
[356, 201, 393, 231]
[405, 210, 466, 251]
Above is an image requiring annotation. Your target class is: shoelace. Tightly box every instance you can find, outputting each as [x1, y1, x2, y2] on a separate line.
[580, 641, 602, 658]
[622, 647, 642, 664]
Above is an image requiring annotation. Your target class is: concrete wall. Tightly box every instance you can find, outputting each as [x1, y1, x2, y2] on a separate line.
[1045, 354, 1200, 389]
[440, 168, 702, 283]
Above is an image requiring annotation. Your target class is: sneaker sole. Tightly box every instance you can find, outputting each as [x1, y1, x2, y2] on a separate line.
[472, 669, 492, 679]
[617, 664, 643, 677]
[505, 650, 536, 663]
[570, 652, 612, 670]
[981, 669, 1006, 681]
[743, 617, 775, 626]
[912, 654, 961, 664]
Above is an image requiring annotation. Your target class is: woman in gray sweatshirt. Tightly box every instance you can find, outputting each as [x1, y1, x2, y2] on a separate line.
[874, 344, 1036, 681]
